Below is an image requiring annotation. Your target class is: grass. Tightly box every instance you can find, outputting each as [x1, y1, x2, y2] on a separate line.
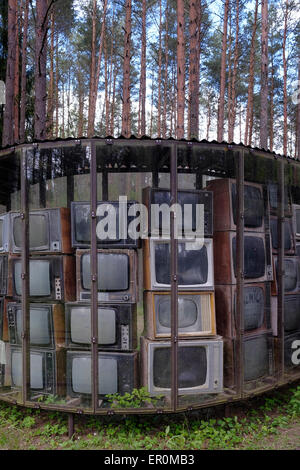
[0, 385, 300, 450]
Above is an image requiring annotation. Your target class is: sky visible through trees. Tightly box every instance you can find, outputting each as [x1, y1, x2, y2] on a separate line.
[0, 0, 299, 157]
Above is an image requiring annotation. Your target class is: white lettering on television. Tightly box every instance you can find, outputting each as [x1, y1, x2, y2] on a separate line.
[291, 340, 300, 366]
[0, 81, 5, 105]
[292, 80, 300, 106]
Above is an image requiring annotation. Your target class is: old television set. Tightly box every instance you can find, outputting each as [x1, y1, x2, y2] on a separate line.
[271, 296, 300, 336]
[0, 255, 8, 295]
[10, 208, 72, 254]
[270, 216, 295, 255]
[144, 238, 214, 291]
[206, 178, 266, 232]
[142, 187, 213, 237]
[76, 249, 138, 303]
[71, 201, 140, 249]
[10, 346, 66, 396]
[0, 213, 10, 253]
[66, 350, 138, 398]
[284, 331, 300, 369]
[293, 204, 300, 240]
[267, 183, 292, 216]
[7, 303, 65, 348]
[271, 256, 300, 296]
[8, 255, 76, 302]
[214, 283, 271, 338]
[224, 333, 274, 389]
[213, 231, 273, 285]
[144, 291, 216, 339]
[65, 303, 137, 351]
[141, 336, 223, 395]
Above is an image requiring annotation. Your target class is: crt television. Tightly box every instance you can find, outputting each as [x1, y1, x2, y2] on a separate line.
[65, 303, 137, 351]
[268, 183, 292, 216]
[76, 249, 138, 303]
[293, 204, 300, 239]
[270, 216, 295, 255]
[214, 283, 271, 338]
[224, 333, 274, 388]
[213, 231, 273, 284]
[144, 291, 216, 339]
[10, 208, 72, 254]
[71, 201, 140, 249]
[0, 213, 10, 253]
[142, 187, 213, 237]
[141, 336, 223, 395]
[284, 331, 300, 368]
[0, 255, 8, 295]
[66, 350, 138, 398]
[206, 178, 266, 232]
[7, 303, 65, 348]
[144, 238, 214, 291]
[9, 255, 76, 302]
[10, 346, 66, 396]
[271, 296, 300, 336]
[272, 256, 300, 296]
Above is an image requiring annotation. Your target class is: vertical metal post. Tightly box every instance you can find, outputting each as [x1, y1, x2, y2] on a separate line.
[102, 169, 108, 201]
[277, 161, 285, 381]
[67, 175, 75, 209]
[21, 147, 30, 403]
[235, 150, 244, 397]
[170, 143, 178, 411]
[68, 413, 74, 439]
[90, 142, 99, 412]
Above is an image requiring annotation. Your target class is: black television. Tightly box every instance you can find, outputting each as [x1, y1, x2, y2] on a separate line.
[10, 208, 72, 254]
[232, 235, 268, 280]
[76, 249, 138, 303]
[283, 296, 300, 332]
[273, 256, 300, 295]
[0, 213, 10, 253]
[71, 201, 140, 249]
[270, 216, 295, 254]
[65, 303, 137, 351]
[284, 331, 300, 368]
[66, 350, 138, 398]
[7, 303, 65, 348]
[0, 255, 8, 295]
[243, 333, 273, 382]
[10, 255, 76, 302]
[10, 346, 66, 396]
[235, 284, 271, 333]
[142, 187, 213, 237]
[268, 183, 292, 216]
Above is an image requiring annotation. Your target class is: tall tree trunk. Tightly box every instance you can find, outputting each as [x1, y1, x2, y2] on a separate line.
[121, 0, 132, 137]
[217, 0, 229, 142]
[34, 0, 48, 140]
[13, 0, 20, 143]
[55, 31, 59, 137]
[176, 0, 185, 139]
[228, 0, 239, 143]
[77, 72, 84, 137]
[47, 9, 55, 138]
[282, 0, 288, 155]
[19, 0, 29, 143]
[162, 0, 169, 139]
[157, 0, 162, 137]
[244, 0, 258, 146]
[297, 57, 300, 159]
[269, 57, 274, 152]
[138, 0, 146, 136]
[260, 0, 269, 150]
[2, 0, 17, 147]
[188, 0, 200, 139]
[87, 0, 97, 137]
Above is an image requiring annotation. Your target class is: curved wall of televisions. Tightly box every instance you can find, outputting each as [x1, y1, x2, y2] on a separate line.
[0, 137, 299, 416]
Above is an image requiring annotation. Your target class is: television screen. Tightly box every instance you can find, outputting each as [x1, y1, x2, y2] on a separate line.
[276, 258, 299, 293]
[0, 214, 9, 252]
[295, 207, 300, 236]
[153, 240, 211, 287]
[232, 236, 265, 279]
[14, 260, 51, 297]
[0, 219, 3, 249]
[13, 214, 48, 251]
[67, 351, 138, 397]
[71, 201, 140, 248]
[11, 348, 44, 390]
[268, 183, 291, 213]
[232, 183, 264, 228]
[243, 335, 270, 381]
[143, 338, 223, 394]
[148, 188, 213, 236]
[235, 286, 265, 331]
[81, 253, 129, 291]
[0, 256, 8, 295]
[270, 217, 293, 252]
[71, 306, 115, 345]
[8, 305, 52, 347]
[284, 296, 300, 332]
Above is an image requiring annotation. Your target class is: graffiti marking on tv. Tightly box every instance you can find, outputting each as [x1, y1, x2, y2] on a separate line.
[292, 340, 300, 365]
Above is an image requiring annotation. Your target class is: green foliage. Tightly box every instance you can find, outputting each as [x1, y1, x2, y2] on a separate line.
[106, 387, 164, 409]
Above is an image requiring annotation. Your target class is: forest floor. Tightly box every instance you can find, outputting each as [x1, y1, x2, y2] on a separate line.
[0, 383, 300, 451]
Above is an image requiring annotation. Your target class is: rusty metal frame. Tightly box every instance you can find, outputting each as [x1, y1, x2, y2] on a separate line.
[277, 160, 285, 381]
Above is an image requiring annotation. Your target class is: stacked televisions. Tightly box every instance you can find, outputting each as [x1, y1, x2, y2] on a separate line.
[141, 187, 223, 397]
[67, 201, 139, 403]
[0, 208, 76, 397]
[206, 178, 275, 391]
